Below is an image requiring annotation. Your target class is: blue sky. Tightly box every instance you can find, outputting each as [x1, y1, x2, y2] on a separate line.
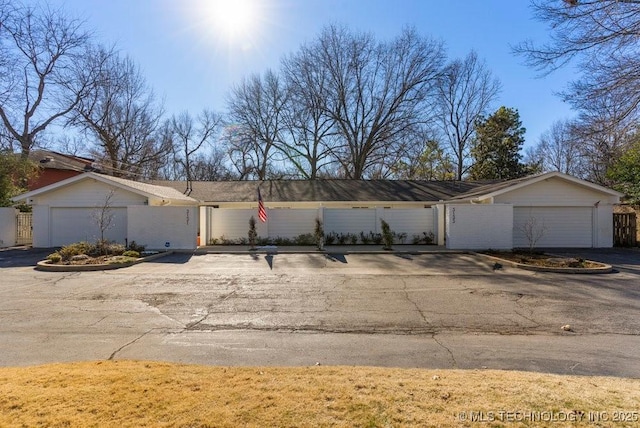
[35, 0, 575, 149]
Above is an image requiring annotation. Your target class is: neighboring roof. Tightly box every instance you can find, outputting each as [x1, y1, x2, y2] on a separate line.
[449, 171, 625, 201]
[13, 172, 198, 204]
[150, 179, 495, 203]
[28, 149, 96, 172]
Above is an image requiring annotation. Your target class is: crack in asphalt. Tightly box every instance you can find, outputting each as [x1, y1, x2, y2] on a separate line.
[432, 334, 457, 368]
[401, 278, 429, 325]
[183, 325, 438, 335]
[513, 294, 542, 327]
[185, 290, 238, 330]
[108, 328, 156, 360]
[50, 272, 81, 287]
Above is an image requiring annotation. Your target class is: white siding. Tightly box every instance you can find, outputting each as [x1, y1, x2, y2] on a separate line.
[50, 207, 127, 246]
[32, 205, 49, 247]
[32, 179, 147, 207]
[210, 209, 258, 240]
[267, 209, 318, 238]
[128, 206, 198, 250]
[380, 209, 434, 240]
[513, 207, 593, 248]
[494, 177, 609, 206]
[0, 208, 16, 248]
[446, 204, 513, 250]
[324, 209, 377, 235]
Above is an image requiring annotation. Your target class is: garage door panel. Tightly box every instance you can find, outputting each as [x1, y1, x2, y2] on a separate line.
[50, 207, 127, 247]
[514, 207, 592, 248]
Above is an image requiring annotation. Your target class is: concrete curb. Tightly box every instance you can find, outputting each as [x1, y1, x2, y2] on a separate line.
[473, 252, 613, 274]
[35, 251, 174, 272]
[193, 245, 467, 256]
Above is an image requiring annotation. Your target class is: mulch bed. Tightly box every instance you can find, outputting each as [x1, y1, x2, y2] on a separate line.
[482, 251, 601, 268]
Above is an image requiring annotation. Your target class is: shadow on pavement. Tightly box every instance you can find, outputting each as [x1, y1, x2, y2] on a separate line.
[325, 253, 348, 264]
[265, 254, 274, 270]
[544, 247, 640, 275]
[148, 252, 194, 264]
[0, 247, 52, 268]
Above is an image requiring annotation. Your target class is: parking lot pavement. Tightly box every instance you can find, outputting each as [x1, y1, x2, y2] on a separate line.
[545, 248, 640, 276]
[1, 250, 639, 376]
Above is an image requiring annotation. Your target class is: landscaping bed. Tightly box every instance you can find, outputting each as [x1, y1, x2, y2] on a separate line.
[480, 250, 612, 273]
[35, 241, 166, 271]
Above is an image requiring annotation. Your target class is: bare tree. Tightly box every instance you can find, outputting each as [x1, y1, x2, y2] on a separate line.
[436, 51, 501, 180]
[92, 188, 116, 252]
[169, 110, 221, 189]
[72, 51, 169, 178]
[515, 0, 640, 129]
[225, 70, 287, 180]
[0, 2, 100, 157]
[518, 216, 547, 252]
[528, 119, 584, 175]
[305, 25, 445, 179]
[280, 48, 338, 179]
[189, 151, 235, 181]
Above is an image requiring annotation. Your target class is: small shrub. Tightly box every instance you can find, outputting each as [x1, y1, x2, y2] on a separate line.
[122, 250, 140, 258]
[107, 256, 136, 265]
[360, 231, 371, 245]
[127, 241, 146, 253]
[257, 236, 270, 246]
[348, 233, 358, 245]
[324, 232, 336, 245]
[274, 236, 292, 246]
[314, 218, 324, 249]
[248, 216, 257, 248]
[58, 242, 95, 261]
[371, 232, 383, 245]
[103, 242, 125, 256]
[295, 233, 315, 246]
[208, 238, 219, 245]
[395, 232, 407, 244]
[412, 232, 435, 245]
[337, 233, 347, 245]
[380, 219, 393, 250]
[47, 252, 62, 263]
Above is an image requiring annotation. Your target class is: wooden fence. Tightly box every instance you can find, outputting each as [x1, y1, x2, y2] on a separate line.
[613, 213, 637, 247]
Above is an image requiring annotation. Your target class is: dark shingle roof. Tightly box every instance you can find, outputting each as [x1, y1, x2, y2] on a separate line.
[149, 179, 495, 203]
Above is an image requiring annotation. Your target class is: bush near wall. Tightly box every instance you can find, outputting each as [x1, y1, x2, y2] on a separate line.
[208, 231, 434, 246]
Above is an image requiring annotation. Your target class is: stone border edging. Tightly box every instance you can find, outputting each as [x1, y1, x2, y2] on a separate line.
[35, 251, 173, 272]
[473, 252, 613, 274]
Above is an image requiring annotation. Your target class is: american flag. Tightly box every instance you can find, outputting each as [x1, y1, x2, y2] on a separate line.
[258, 188, 267, 222]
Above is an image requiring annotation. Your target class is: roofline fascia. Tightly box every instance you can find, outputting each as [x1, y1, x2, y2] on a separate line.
[12, 172, 198, 204]
[474, 171, 625, 200]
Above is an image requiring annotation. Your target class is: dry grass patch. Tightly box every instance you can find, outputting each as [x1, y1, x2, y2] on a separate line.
[0, 361, 638, 427]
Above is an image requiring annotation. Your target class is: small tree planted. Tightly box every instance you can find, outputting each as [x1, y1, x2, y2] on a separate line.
[380, 219, 394, 250]
[314, 217, 324, 250]
[248, 216, 257, 249]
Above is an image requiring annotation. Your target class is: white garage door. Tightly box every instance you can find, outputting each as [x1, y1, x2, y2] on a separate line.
[513, 207, 593, 248]
[50, 207, 127, 247]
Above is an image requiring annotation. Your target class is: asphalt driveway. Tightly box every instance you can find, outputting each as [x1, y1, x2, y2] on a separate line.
[1, 248, 639, 377]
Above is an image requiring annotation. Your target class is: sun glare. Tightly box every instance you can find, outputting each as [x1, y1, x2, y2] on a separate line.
[208, 0, 259, 41]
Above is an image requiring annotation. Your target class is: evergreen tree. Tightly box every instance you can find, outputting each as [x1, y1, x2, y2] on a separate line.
[607, 138, 640, 205]
[469, 107, 528, 180]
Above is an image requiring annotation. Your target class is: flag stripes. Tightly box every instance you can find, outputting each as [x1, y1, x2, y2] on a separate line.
[258, 188, 267, 222]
